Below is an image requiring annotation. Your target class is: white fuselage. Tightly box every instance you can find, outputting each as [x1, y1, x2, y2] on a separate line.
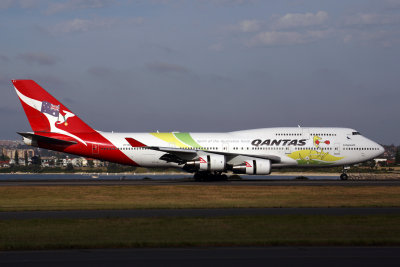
[98, 127, 383, 170]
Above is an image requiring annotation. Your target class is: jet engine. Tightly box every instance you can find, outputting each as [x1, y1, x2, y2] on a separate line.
[184, 154, 226, 172]
[232, 159, 271, 175]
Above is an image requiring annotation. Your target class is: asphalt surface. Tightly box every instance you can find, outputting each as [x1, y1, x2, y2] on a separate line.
[1, 247, 399, 266]
[1, 179, 400, 186]
[1, 207, 399, 220]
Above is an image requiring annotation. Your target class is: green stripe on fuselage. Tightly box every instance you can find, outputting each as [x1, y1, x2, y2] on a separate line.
[174, 132, 201, 148]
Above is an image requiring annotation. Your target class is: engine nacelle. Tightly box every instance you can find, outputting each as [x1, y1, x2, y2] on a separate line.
[184, 154, 226, 172]
[232, 159, 271, 175]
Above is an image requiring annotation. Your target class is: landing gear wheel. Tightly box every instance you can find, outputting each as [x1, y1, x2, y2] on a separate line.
[340, 166, 350, 181]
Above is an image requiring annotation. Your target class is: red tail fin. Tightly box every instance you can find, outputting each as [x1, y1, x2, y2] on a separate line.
[12, 80, 95, 134]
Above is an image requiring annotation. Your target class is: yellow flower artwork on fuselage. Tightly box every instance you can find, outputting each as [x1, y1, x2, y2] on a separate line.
[287, 135, 344, 165]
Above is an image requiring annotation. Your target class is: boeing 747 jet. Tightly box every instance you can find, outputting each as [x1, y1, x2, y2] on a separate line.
[13, 80, 384, 180]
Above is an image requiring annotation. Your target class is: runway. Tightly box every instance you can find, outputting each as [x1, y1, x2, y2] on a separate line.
[1, 179, 399, 266]
[1, 207, 399, 220]
[1, 247, 399, 266]
[1, 179, 400, 186]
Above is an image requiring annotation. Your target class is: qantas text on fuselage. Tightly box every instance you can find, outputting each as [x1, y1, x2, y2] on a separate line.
[251, 139, 307, 146]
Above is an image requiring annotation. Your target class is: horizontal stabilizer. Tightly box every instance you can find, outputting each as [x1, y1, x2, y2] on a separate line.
[17, 132, 78, 146]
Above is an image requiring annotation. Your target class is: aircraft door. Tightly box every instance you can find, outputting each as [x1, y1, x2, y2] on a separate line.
[91, 143, 99, 155]
[222, 142, 230, 152]
[285, 146, 294, 155]
[334, 143, 340, 155]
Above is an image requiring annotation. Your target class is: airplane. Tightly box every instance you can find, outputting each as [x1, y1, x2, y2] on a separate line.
[12, 80, 384, 181]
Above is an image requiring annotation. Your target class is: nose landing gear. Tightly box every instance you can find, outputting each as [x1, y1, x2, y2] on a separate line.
[340, 166, 350, 180]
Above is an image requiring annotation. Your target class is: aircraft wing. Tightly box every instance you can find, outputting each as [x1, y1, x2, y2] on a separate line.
[147, 146, 281, 164]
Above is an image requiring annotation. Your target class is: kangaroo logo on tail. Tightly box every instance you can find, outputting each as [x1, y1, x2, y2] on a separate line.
[57, 110, 75, 127]
[40, 101, 75, 127]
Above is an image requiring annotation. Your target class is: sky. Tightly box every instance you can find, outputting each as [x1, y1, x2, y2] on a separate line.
[0, 0, 399, 145]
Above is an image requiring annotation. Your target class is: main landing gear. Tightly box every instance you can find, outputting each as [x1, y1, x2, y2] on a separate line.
[340, 166, 350, 180]
[193, 172, 228, 182]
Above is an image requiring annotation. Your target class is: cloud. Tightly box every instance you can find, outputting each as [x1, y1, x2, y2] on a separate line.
[226, 11, 331, 47]
[49, 17, 143, 34]
[339, 13, 400, 46]
[343, 13, 400, 27]
[146, 62, 190, 74]
[224, 19, 263, 34]
[236, 20, 263, 32]
[45, 0, 116, 15]
[271, 11, 328, 30]
[247, 29, 332, 46]
[51, 18, 116, 33]
[17, 52, 58, 66]
[229, 11, 328, 34]
[247, 31, 305, 46]
[342, 29, 400, 47]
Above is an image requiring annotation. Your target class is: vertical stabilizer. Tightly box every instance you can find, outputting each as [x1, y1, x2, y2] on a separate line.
[13, 80, 96, 140]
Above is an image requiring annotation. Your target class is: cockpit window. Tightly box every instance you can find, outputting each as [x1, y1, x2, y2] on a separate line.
[352, 131, 361, 135]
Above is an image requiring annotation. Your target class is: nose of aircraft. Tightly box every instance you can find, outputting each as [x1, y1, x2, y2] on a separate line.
[376, 144, 385, 157]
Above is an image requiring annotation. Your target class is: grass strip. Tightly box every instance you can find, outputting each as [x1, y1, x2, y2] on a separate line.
[1, 185, 400, 211]
[1, 214, 400, 250]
